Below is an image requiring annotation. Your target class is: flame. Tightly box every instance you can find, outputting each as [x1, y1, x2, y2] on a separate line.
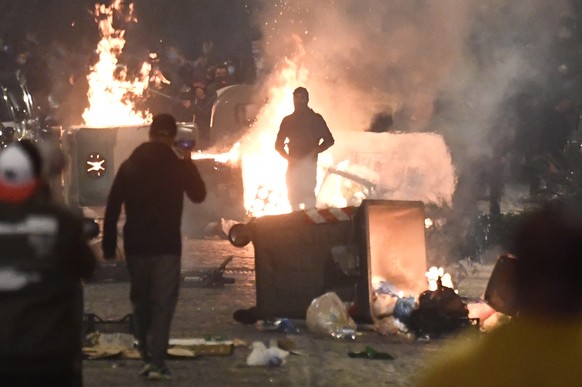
[82, 0, 151, 127]
[237, 35, 369, 217]
[192, 143, 241, 164]
[425, 266, 456, 292]
[424, 218, 434, 228]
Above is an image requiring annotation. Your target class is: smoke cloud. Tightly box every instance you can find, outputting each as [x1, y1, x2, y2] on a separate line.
[255, 0, 571, 177]
[249, 0, 573, 262]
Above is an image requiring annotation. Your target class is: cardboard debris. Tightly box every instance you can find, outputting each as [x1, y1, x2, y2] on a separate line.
[82, 334, 234, 359]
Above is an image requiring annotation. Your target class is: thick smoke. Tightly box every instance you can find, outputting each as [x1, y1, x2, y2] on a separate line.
[257, 0, 473, 134]
[253, 0, 572, 262]
[257, 1, 570, 150]
[255, 0, 570, 195]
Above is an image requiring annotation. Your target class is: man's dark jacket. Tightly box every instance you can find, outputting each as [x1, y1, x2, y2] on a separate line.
[102, 141, 206, 257]
[0, 197, 97, 371]
[275, 108, 334, 159]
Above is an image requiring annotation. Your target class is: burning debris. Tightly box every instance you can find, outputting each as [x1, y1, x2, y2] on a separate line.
[83, 0, 151, 127]
[370, 266, 474, 340]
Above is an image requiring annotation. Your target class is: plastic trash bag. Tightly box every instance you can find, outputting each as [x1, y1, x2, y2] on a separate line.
[246, 341, 289, 366]
[306, 292, 357, 339]
[393, 296, 417, 324]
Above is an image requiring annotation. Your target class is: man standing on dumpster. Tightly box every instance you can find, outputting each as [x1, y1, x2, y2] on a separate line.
[275, 87, 335, 211]
[102, 114, 206, 380]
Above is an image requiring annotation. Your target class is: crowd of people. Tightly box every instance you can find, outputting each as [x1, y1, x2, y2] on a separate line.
[0, 31, 253, 150]
[151, 51, 240, 148]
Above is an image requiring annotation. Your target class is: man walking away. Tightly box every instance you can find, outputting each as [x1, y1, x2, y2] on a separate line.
[102, 114, 206, 380]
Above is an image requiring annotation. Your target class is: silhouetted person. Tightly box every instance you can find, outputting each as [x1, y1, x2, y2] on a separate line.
[275, 87, 334, 210]
[178, 81, 214, 147]
[102, 114, 206, 380]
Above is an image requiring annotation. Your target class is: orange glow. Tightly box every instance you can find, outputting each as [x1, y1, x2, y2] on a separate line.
[425, 266, 456, 292]
[240, 37, 309, 217]
[191, 142, 241, 164]
[82, 0, 151, 127]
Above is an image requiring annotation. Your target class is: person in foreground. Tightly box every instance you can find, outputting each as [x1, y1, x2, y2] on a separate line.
[102, 114, 206, 380]
[416, 199, 582, 387]
[0, 140, 97, 386]
[275, 87, 334, 211]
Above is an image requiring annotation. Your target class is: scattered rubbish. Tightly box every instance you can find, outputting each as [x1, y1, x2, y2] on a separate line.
[203, 334, 229, 341]
[167, 347, 197, 358]
[83, 336, 235, 360]
[374, 316, 414, 341]
[306, 292, 357, 339]
[82, 346, 125, 359]
[275, 318, 301, 334]
[373, 279, 401, 297]
[276, 338, 297, 351]
[246, 341, 289, 366]
[278, 319, 298, 334]
[371, 293, 398, 318]
[232, 338, 248, 347]
[330, 244, 360, 276]
[393, 296, 417, 324]
[255, 318, 300, 333]
[467, 302, 496, 328]
[407, 278, 472, 338]
[481, 312, 511, 333]
[89, 332, 135, 348]
[348, 345, 395, 360]
[167, 337, 234, 357]
[256, 319, 278, 331]
[82, 332, 135, 359]
[182, 255, 235, 288]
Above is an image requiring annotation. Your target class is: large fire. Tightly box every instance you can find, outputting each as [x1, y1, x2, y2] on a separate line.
[82, 0, 151, 127]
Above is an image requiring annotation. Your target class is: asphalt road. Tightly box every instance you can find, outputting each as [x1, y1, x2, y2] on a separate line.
[82, 239, 492, 386]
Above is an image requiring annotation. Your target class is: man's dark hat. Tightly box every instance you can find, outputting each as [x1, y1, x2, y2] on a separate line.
[150, 114, 178, 137]
[293, 87, 309, 97]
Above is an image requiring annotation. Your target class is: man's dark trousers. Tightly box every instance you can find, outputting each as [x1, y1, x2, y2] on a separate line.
[126, 254, 181, 367]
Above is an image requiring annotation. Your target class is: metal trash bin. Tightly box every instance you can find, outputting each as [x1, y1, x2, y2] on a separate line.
[235, 199, 428, 323]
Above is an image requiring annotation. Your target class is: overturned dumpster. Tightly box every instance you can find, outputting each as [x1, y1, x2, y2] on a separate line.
[230, 200, 428, 323]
